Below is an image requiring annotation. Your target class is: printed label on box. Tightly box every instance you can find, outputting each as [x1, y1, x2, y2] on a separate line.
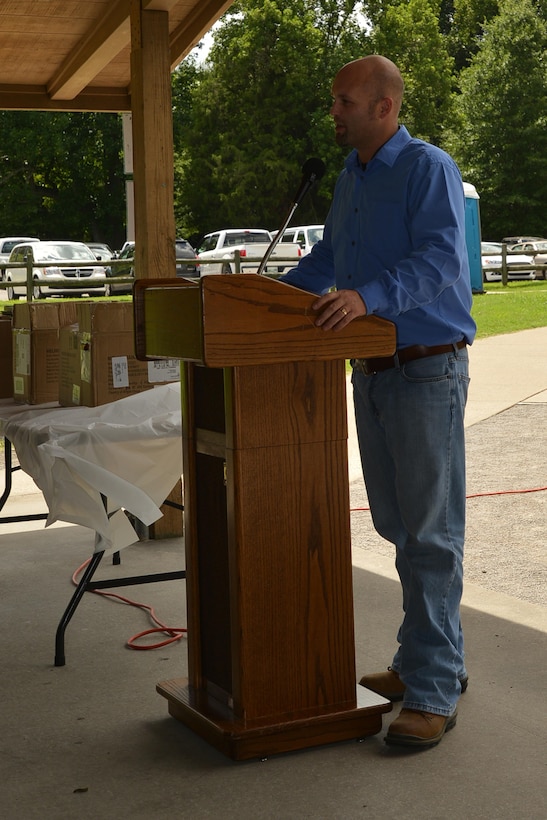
[14, 331, 31, 376]
[111, 356, 130, 388]
[80, 332, 91, 384]
[147, 359, 180, 383]
[13, 375, 25, 395]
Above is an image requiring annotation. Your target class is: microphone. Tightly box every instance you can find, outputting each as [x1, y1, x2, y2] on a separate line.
[256, 157, 326, 276]
[291, 157, 327, 208]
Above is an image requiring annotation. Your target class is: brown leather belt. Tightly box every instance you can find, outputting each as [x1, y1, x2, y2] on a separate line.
[353, 340, 466, 376]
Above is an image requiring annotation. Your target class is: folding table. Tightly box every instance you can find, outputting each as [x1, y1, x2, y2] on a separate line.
[0, 385, 185, 665]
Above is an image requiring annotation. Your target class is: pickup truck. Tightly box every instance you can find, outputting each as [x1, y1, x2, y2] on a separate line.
[197, 228, 301, 275]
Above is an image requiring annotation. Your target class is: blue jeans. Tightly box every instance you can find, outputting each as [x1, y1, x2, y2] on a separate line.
[352, 346, 470, 716]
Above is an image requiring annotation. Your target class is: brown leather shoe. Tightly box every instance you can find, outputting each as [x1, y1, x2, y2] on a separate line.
[359, 667, 406, 701]
[359, 668, 469, 701]
[385, 708, 458, 748]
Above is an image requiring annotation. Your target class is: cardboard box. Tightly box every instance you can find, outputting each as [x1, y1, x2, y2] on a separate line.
[0, 314, 13, 399]
[62, 301, 180, 407]
[12, 302, 79, 404]
[58, 323, 81, 406]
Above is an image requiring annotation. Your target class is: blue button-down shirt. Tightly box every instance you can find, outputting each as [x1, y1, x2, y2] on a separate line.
[282, 126, 477, 348]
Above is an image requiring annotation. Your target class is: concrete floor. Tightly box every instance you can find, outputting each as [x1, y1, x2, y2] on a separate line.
[1, 327, 546, 819]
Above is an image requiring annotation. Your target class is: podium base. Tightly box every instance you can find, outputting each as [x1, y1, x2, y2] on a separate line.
[157, 678, 392, 760]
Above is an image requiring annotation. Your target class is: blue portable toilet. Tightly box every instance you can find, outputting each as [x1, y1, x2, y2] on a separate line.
[463, 182, 484, 293]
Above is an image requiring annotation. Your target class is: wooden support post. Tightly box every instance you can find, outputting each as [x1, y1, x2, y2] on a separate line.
[130, 1, 176, 281]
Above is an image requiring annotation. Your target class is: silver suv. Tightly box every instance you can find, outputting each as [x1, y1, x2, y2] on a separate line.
[5, 240, 107, 299]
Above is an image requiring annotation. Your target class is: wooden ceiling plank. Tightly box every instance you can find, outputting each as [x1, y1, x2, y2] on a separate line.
[0, 1, 234, 108]
[48, 0, 132, 100]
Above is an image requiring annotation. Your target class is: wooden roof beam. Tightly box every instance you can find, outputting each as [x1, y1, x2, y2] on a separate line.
[47, 0, 132, 101]
[0, 84, 131, 113]
[169, 0, 232, 66]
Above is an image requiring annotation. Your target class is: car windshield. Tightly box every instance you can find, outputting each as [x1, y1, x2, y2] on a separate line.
[481, 243, 501, 253]
[176, 241, 194, 256]
[39, 244, 96, 262]
[308, 227, 324, 244]
[226, 232, 269, 245]
[3, 240, 33, 253]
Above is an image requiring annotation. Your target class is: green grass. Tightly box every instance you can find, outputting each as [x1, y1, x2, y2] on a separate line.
[472, 279, 547, 339]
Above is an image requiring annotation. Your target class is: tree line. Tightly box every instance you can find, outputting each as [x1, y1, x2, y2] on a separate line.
[0, 0, 546, 250]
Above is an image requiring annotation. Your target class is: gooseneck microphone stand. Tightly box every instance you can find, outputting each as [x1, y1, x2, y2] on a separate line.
[256, 157, 326, 276]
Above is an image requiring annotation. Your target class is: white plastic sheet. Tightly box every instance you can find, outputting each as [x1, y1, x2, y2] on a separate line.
[4, 383, 182, 554]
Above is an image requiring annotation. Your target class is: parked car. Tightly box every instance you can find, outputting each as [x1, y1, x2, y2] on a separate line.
[276, 224, 324, 257]
[481, 242, 535, 282]
[105, 238, 198, 295]
[115, 240, 135, 258]
[0, 236, 39, 270]
[105, 241, 134, 295]
[502, 235, 544, 246]
[508, 240, 547, 280]
[85, 241, 114, 261]
[532, 249, 547, 281]
[175, 238, 199, 277]
[5, 240, 107, 299]
[197, 228, 301, 275]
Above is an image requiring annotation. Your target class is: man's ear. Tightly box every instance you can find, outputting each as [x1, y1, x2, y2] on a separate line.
[378, 97, 393, 118]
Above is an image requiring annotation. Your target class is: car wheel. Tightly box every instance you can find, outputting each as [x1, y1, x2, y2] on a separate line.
[6, 284, 18, 300]
[104, 283, 112, 297]
[221, 262, 232, 275]
[33, 282, 44, 300]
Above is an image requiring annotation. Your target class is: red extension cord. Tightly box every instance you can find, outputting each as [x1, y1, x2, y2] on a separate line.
[71, 561, 187, 651]
[72, 483, 545, 653]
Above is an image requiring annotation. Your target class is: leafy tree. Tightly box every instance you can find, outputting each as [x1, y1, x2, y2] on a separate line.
[172, 55, 202, 155]
[370, 0, 455, 144]
[173, 0, 369, 242]
[0, 112, 125, 248]
[447, 1, 500, 69]
[0, 0, 545, 250]
[445, 0, 547, 238]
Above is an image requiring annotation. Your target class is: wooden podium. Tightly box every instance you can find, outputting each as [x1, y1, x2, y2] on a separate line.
[134, 274, 396, 760]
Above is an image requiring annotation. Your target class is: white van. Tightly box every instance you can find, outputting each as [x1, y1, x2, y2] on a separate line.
[278, 224, 324, 256]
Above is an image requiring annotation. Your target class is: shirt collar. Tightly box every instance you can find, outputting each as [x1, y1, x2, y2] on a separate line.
[344, 125, 411, 173]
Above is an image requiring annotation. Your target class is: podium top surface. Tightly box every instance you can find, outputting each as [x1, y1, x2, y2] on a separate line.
[134, 274, 396, 367]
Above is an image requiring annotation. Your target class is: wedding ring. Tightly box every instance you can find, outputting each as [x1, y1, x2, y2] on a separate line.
[340, 307, 348, 316]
